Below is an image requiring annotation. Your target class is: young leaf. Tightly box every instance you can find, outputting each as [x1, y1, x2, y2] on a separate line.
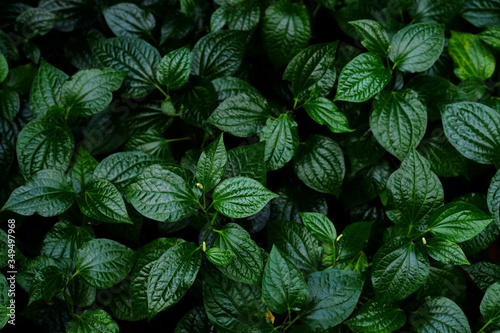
[16, 117, 74, 178]
[336, 221, 374, 261]
[196, 134, 227, 192]
[262, 246, 308, 314]
[77, 178, 132, 224]
[68, 147, 98, 193]
[124, 164, 200, 222]
[335, 53, 391, 102]
[412, 297, 471, 333]
[61, 68, 126, 116]
[262, 0, 311, 67]
[294, 134, 345, 197]
[299, 212, 337, 244]
[425, 237, 470, 265]
[66, 309, 119, 333]
[480, 282, 500, 325]
[300, 269, 363, 330]
[205, 248, 234, 266]
[372, 237, 430, 303]
[41, 220, 95, 260]
[93, 151, 160, 189]
[260, 114, 299, 171]
[157, 46, 191, 91]
[283, 42, 338, 101]
[389, 23, 445, 73]
[90, 37, 161, 98]
[448, 31, 495, 81]
[427, 202, 494, 242]
[304, 97, 353, 133]
[212, 223, 264, 284]
[191, 30, 249, 80]
[223, 142, 267, 185]
[29, 266, 68, 305]
[75, 238, 136, 289]
[30, 59, 69, 118]
[370, 89, 427, 161]
[1, 170, 74, 217]
[103, 3, 156, 38]
[349, 20, 390, 58]
[386, 149, 444, 227]
[147, 242, 201, 319]
[442, 102, 500, 165]
[345, 300, 406, 333]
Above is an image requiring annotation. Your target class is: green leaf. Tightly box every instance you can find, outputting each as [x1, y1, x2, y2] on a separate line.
[462, 0, 500, 28]
[259, 114, 299, 171]
[208, 92, 271, 137]
[335, 53, 391, 102]
[370, 89, 427, 160]
[30, 59, 68, 118]
[67, 309, 119, 333]
[262, 245, 308, 314]
[212, 223, 263, 284]
[386, 149, 444, 227]
[77, 178, 132, 224]
[157, 46, 191, 91]
[124, 164, 200, 222]
[464, 262, 500, 292]
[389, 23, 445, 73]
[0, 89, 20, 122]
[60, 68, 126, 116]
[442, 102, 500, 165]
[345, 300, 406, 333]
[349, 20, 390, 58]
[283, 42, 338, 100]
[448, 31, 496, 80]
[124, 130, 173, 161]
[409, 0, 466, 23]
[372, 237, 430, 303]
[336, 221, 374, 261]
[205, 248, 234, 266]
[203, 270, 271, 331]
[304, 97, 353, 133]
[300, 269, 363, 330]
[41, 220, 95, 260]
[268, 220, 321, 276]
[93, 151, 160, 189]
[16, 117, 74, 178]
[0, 53, 7, 83]
[223, 142, 267, 185]
[481, 282, 500, 324]
[191, 30, 249, 80]
[262, 0, 311, 67]
[197, 134, 227, 192]
[90, 37, 161, 98]
[103, 3, 156, 38]
[416, 262, 466, 302]
[479, 27, 500, 49]
[1, 170, 74, 217]
[68, 147, 99, 193]
[488, 169, 500, 225]
[413, 297, 471, 333]
[299, 212, 337, 244]
[175, 306, 215, 333]
[29, 266, 68, 305]
[428, 202, 494, 242]
[75, 238, 136, 289]
[17, 256, 59, 292]
[425, 237, 470, 265]
[294, 134, 345, 197]
[15, 8, 58, 39]
[210, 0, 261, 32]
[213, 177, 278, 219]
[147, 242, 201, 319]
[211, 76, 260, 103]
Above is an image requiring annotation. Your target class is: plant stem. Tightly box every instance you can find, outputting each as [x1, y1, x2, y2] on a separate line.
[165, 136, 191, 143]
[154, 84, 169, 98]
[477, 319, 492, 333]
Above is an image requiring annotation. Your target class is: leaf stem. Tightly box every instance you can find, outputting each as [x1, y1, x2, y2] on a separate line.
[283, 314, 301, 332]
[165, 136, 191, 143]
[154, 84, 169, 98]
[477, 319, 492, 333]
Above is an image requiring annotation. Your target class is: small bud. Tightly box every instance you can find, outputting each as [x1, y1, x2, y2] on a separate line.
[336, 234, 343, 242]
[422, 237, 427, 245]
[196, 183, 204, 190]
[202, 241, 206, 252]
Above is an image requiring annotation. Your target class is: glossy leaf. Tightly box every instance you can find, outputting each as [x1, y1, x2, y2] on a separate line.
[30, 59, 69, 118]
[29, 266, 68, 305]
[336, 221, 374, 261]
[0, 53, 7, 83]
[462, 0, 500, 28]
[349, 20, 390, 57]
[175, 306, 215, 333]
[68, 147, 98, 193]
[413, 297, 471, 333]
[304, 97, 353, 133]
[260, 114, 299, 171]
[157, 46, 191, 91]
[196, 134, 227, 192]
[299, 212, 337, 244]
[223, 142, 267, 185]
[15, 8, 58, 39]
[103, 3, 155, 38]
[205, 248, 234, 266]
[448, 31, 495, 80]
[346, 300, 406, 333]
[409, 0, 466, 23]
[480, 282, 500, 324]
[425, 237, 470, 265]
[66, 309, 119, 333]
[41, 220, 95, 260]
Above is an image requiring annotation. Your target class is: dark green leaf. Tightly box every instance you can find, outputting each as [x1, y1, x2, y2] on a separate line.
[480, 282, 500, 324]
[66, 309, 119, 333]
[29, 266, 68, 305]
[103, 3, 155, 38]
[210, 0, 261, 32]
[30, 59, 68, 119]
[462, 0, 500, 28]
[0, 89, 20, 122]
[2, 169, 74, 217]
[416, 262, 466, 303]
[260, 114, 299, 171]
[370, 89, 427, 160]
[304, 97, 353, 133]
[389, 23, 445, 73]
[178, 76, 217, 132]
[479, 27, 500, 49]
[345, 300, 406, 333]
[448, 31, 495, 80]
[409, 0, 466, 23]
[175, 306, 215, 333]
[335, 53, 391, 102]
[16, 117, 74, 178]
[425, 237, 470, 265]
[15, 8, 58, 39]
[157, 46, 191, 91]
[68, 147, 98, 193]
[212, 223, 264, 284]
[300, 269, 363, 330]
[211, 76, 260, 103]
[223, 142, 267, 185]
[336, 221, 374, 261]
[349, 20, 390, 58]
[372, 237, 430, 303]
[147, 242, 201, 319]
[197, 134, 227, 192]
[488, 169, 500, 226]
[0, 53, 7, 83]
[75, 238, 136, 289]
[271, 185, 328, 223]
[299, 212, 337, 244]
[41, 220, 95, 260]
[262, 0, 311, 67]
[413, 297, 471, 333]
[463, 262, 500, 292]
[205, 248, 234, 266]
[294, 134, 345, 197]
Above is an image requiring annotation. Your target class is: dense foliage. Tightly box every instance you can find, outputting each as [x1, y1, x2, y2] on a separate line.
[0, 0, 500, 332]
